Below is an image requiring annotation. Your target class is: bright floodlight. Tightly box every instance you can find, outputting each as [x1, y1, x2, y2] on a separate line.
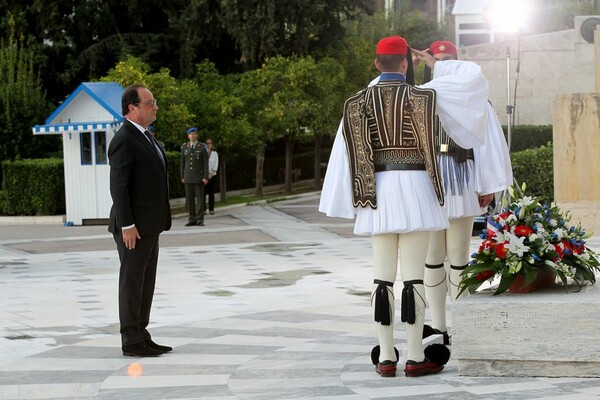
[490, 0, 529, 32]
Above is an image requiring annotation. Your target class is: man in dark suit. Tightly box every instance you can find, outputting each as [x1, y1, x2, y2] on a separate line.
[180, 127, 209, 226]
[108, 84, 172, 357]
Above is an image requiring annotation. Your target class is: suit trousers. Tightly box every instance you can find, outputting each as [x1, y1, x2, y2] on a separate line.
[185, 183, 205, 223]
[113, 230, 160, 346]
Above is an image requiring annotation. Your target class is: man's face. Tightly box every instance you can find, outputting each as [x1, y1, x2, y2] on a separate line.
[433, 53, 457, 62]
[129, 87, 158, 127]
[188, 132, 198, 142]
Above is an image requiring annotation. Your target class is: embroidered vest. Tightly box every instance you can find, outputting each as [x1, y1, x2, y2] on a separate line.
[342, 80, 443, 208]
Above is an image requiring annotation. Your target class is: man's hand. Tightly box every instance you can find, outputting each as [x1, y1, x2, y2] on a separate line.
[122, 226, 141, 250]
[202, 178, 208, 185]
[478, 193, 494, 208]
[412, 49, 436, 69]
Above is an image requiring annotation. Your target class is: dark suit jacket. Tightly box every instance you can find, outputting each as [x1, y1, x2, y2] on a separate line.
[108, 119, 172, 236]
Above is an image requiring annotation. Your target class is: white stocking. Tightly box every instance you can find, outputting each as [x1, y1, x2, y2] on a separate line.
[446, 217, 474, 300]
[372, 234, 399, 363]
[398, 231, 430, 363]
[425, 229, 448, 332]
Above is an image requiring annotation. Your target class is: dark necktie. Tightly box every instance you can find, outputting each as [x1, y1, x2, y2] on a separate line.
[144, 130, 165, 165]
[143, 130, 154, 144]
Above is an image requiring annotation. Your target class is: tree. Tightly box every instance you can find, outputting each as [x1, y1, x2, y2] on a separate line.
[238, 66, 281, 196]
[188, 61, 252, 203]
[220, 0, 371, 69]
[0, 16, 59, 171]
[101, 55, 196, 151]
[304, 57, 347, 190]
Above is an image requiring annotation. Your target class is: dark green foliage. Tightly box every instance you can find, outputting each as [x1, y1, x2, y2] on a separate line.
[0, 159, 65, 215]
[511, 143, 554, 202]
[0, 18, 60, 166]
[165, 151, 185, 199]
[507, 125, 553, 153]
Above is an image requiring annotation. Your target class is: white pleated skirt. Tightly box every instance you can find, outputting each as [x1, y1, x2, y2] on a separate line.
[438, 157, 484, 219]
[353, 171, 449, 236]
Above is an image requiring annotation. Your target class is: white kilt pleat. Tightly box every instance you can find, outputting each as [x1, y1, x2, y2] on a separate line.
[439, 157, 484, 219]
[353, 171, 449, 236]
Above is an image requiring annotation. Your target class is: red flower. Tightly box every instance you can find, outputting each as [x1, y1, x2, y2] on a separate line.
[562, 240, 573, 256]
[514, 225, 533, 237]
[483, 239, 495, 250]
[553, 243, 564, 260]
[495, 242, 509, 259]
[476, 270, 495, 281]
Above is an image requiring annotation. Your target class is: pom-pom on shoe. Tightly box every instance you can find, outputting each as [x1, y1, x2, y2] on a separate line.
[371, 345, 400, 377]
[370, 345, 400, 365]
[404, 344, 450, 377]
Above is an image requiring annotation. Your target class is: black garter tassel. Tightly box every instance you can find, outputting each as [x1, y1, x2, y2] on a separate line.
[373, 279, 394, 326]
[401, 279, 423, 324]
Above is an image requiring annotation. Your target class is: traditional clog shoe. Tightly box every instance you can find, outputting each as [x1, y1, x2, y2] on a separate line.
[371, 345, 400, 377]
[376, 360, 398, 377]
[404, 358, 443, 377]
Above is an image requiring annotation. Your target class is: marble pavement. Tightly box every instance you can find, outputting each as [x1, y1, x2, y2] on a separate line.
[2, 193, 600, 399]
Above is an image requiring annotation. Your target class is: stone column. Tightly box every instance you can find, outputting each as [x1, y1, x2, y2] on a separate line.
[553, 27, 600, 234]
[596, 27, 600, 93]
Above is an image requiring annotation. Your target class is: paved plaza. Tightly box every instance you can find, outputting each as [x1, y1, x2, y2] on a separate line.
[2, 193, 600, 399]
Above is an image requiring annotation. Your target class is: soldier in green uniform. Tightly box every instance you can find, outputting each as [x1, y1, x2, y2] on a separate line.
[181, 127, 208, 226]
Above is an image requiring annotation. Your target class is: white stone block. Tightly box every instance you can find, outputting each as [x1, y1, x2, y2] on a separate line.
[452, 283, 600, 377]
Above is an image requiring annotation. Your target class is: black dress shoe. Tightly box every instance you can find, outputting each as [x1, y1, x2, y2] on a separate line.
[197, 221, 204, 226]
[122, 342, 163, 357]
[185, 222, 196, 227]
[146, 338, 172, 353]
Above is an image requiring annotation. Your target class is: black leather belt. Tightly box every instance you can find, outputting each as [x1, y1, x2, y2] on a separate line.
[438, 148, 474, 162]
[375, 163, 426, 172]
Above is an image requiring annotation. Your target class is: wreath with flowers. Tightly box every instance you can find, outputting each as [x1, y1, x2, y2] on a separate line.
[459, 184, 600, 296]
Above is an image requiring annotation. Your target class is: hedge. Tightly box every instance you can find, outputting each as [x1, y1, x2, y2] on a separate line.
[510, 142, 554, 202]
[0, 158, 66, 215]
[503, 125, 552, 153]
[0, 133, 555, 215]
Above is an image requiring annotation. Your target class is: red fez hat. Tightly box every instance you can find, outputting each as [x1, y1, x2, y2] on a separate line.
[429, 40, 458, 56]
[376, 36, 409, 55]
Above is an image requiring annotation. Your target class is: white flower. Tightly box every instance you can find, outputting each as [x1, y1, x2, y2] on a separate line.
[521, 196, 535, 206]
[549, 219, 558, 227]
[506, 214, 518, 224]
[534, 222, 546, 233]
[553, 228, 565, 240]
[507, 235, 530, 257]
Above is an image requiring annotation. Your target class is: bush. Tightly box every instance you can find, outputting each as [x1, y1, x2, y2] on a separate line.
[166, 151, 185, 199]
[0, 158, 65, 215]
[510, 142, 554, 202]
[505, 125, 552, 153]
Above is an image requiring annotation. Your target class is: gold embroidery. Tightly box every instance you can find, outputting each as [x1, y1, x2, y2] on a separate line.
[342, 81, 444, 208]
